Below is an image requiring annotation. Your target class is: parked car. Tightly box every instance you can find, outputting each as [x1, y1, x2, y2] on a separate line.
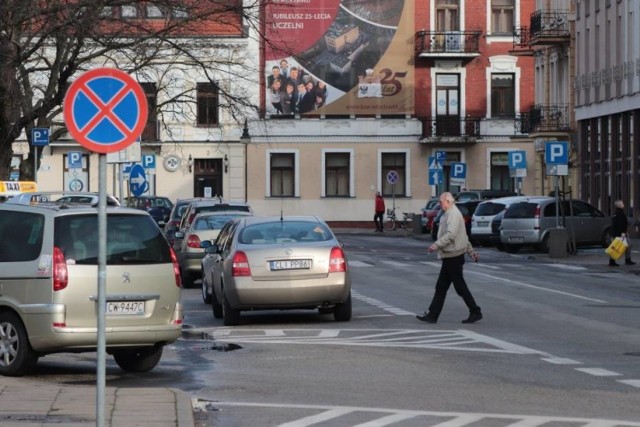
[420, 198, 439, 233]
[7, 191, 120, 206]
[0, 199, 182, 376]
[164, 197, 209, 246]
[489, 210, 505, 250]
[175, 210, 253, 289]
[125, 196, 174, 227]
[201, 215, 351, 326]
[430, 200, 480, 241]
[174, 199, 253, 251]
[500, 197, 612, 253]
[456, 189, 518, 203]
[470, 196, 531, 246]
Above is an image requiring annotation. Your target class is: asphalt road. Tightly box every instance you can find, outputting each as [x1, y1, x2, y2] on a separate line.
[23, 234, 640, 426]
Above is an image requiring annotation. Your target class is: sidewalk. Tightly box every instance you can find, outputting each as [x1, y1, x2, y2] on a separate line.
[0, 376, 193, 426]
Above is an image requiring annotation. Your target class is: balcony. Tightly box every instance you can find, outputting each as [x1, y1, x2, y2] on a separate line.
[510, 27, 534, 56]
[528, 10, 570, 46]
[415, 30, 481, 60]
[419, 116, 481, 144]
[519, 104, 572, 136]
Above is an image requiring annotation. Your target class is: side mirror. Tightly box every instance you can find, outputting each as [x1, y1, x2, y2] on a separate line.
[205, 244, 219, 254]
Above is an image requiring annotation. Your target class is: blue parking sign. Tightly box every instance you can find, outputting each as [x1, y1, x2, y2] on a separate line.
[508, 151, 527, 169]
[545, 141, 568, 165]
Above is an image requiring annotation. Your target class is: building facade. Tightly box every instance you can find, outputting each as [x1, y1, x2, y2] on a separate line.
[574, 0, 640, 217]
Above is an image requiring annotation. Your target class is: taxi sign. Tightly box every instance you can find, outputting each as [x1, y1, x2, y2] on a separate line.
[63, 68, 148, 154]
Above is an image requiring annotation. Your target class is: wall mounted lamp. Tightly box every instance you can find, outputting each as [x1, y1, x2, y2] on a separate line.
[224, 154, 229, 173]
[188, 154, 193, 173]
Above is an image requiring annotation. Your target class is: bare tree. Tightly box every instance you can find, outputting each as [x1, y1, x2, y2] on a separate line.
[0, 0, 262, 180]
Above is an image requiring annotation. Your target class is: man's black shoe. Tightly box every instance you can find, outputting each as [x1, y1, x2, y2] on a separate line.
[626, 260, 636, 265]
[461, 312, 482, 324]
[416, 313, 437, 323]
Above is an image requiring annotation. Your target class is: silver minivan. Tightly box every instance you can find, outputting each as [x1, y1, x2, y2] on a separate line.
[470, 196, 531, 246]
[0, 197, 183, 376]
[500, 197, 611, 253]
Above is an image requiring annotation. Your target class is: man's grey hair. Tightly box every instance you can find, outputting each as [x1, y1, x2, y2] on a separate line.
[440, 192, 455, 203]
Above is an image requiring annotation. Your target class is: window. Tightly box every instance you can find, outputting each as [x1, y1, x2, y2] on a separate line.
[490, 152, 514, 191]
[146, 5, 164, 18]
[491, 0, 514, 34]
[171, 7, 188, 19]
[121, 5, 138, 18]
[436, 0, 459, 31]
[325, 153, 350, 197]
[491, 73, 515, 117]
[0, 211, 44, 262]
[196, 83, 219, 126]
[140, 82, 157, 141]
[381, 152, 406, 197]
[270, 153, 295, 197]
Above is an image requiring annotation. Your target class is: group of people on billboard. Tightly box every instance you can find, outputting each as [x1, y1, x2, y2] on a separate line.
[267, 59, 328, 116]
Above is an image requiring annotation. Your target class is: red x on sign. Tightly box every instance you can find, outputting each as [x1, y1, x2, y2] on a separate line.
[63, 68, 148, 154]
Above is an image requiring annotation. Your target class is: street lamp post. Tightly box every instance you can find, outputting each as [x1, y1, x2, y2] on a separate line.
[239, 119, 251, 202]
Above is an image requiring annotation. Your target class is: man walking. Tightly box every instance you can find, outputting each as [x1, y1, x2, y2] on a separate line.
[374, 191, 385, 232]
[416, 192, 482, 324]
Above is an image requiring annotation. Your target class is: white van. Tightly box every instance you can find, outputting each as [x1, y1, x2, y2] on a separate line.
[470, 196, 532, 246]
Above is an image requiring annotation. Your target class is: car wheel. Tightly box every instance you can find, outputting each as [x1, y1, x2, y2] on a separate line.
[495, 242, 505, 251]
[601, 229, 612, 248]
[113, 345, 163, 373]
[333, 292, 352, 322]
[211, 288, 223, 319]
[222, 294, 241, 326]
[0, 312, 39, 377]
[181, 271, 193, 288]
[201, 276, 212, 304]
[538, 234, 551, 253]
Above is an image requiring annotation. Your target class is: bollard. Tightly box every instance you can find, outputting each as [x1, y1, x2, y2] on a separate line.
[548, 227, 568, 258]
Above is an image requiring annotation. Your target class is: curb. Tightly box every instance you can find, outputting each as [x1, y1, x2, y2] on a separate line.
[172, 388, 195, 427]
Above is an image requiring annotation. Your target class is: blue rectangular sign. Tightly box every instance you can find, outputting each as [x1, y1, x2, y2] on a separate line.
[428, 169, 443, 186]
[31, 128, 50, 146]
[450, 162, 466, 179]
[67, 151, 83, 169]
[545, 141, 568, 165]
[508, 151, 527, 169]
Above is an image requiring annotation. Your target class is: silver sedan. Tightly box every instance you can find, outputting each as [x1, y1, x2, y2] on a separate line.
[201, 216, 352, 326]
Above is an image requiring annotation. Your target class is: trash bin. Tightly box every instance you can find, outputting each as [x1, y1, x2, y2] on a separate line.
[548, 227, 568, 258]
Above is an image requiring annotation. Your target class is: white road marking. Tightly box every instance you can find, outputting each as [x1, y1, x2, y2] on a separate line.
[617, 379, 640, 388]
[575, 368, 622, 377]
[356, 314, 394, 318]
[466, 269, 607, 303]
[421, 261, 441, 268]
[352, 291, 414, 316]
[380, 260, 411, 267]
[541, 357, 582, 365]
[541, 263, 587, 271]
[192, 400, 640, 426]
[349, 260, 374, 267]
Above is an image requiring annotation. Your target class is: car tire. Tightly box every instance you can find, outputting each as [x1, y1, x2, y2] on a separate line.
[181, 271, 193, 288]
[333, 292, 352, 322]
[539, 234, 551, 253]
[0, 312, 39, 377]
[222, 294, 241, 326]
[495, 242, 505, 251]
[601, 229, 612, 248]
[113, 345, 163, 373]
[201, 276, 212, 304]
[211, 288, 223, 319]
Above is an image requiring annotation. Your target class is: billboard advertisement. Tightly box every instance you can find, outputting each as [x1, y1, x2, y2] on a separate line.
[265, 0, 415, 117]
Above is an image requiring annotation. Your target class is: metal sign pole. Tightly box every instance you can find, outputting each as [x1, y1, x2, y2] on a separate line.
[33, 146, 38, 183]
[97, 154, 107, 427]
[554, 175, 560, 228]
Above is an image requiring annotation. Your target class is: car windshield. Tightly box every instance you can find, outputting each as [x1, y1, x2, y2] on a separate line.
[54, 214, 172, 265]
[504, 202, 538, 219]
[239, 221, 333, 244]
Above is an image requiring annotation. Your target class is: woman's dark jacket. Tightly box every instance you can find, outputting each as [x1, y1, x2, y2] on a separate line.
[611, 207, 628, 237]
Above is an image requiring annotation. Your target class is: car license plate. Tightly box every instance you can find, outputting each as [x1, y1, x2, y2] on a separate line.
[509, 236, 524, 243]
[270, 259, 311, 271]
[477, 221, 489, 227]
[106, 301, 145, 315]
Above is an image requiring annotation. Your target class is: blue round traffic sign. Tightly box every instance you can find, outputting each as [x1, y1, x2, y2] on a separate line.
[129, 164, 149, 197]
[63, 68, 148, 154]
[386, 170, 399, 185]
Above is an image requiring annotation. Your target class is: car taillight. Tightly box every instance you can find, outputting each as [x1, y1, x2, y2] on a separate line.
[186, 234, 201, 248]
[329, 246, 347, 273]
[169, 247, 182, 287]
[232, 251, 251, 277]
[53, 247, 68, 291]
[534, 205, 541, 219]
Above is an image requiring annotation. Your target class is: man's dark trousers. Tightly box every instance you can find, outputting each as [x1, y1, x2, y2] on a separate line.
[428, 254, 480, 318]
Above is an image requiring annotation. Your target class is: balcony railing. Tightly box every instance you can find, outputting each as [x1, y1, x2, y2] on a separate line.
[521, 104, 571, 133]
[420, 116, 482, 140]
[415, 30, 481, 58]
[529, 10, 570, 43]
[511, 26, 534, 55]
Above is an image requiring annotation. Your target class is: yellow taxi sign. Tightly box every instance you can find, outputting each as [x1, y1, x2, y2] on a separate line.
[0, 181, 38, 202]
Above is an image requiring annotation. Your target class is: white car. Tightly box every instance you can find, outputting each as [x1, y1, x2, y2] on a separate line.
[471, 196, 530, 246]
